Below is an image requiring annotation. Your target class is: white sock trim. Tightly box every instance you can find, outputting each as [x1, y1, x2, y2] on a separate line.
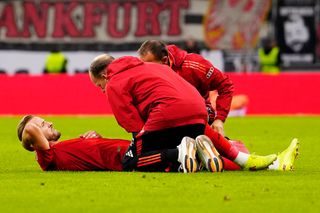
[268, 158, 279, 170]
[234, 152, 249, 166]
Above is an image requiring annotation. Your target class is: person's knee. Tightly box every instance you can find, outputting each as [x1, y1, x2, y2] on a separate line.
[122, 139, 138, 171]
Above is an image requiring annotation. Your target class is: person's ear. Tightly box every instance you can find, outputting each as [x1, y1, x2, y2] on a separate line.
[161, 56, 169, 65]
[101, 67, 108, 79]
[101, 73, 107, 79]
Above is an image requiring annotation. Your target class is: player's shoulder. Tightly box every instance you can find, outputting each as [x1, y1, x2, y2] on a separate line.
[185, 53, 213, 67]
[183, 54, 213, 73]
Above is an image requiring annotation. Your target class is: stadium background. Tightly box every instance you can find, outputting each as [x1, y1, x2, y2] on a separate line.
[1, 1, 320, 212]
[0, 0, 319, 115]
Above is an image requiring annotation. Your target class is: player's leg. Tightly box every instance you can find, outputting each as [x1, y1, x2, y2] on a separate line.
[222, 157, 241, 170]
[229, 139, 250, 154]
[223, 139, 249, 170]
[131, 136, 198, 172]
[204, 124, 277, 170]
[195, 135, 249, 171]
[122, 124, 205, 172]
[122, 136, 194, 172]
[195, 135, 251, 171]
[121, 135, 170, 172]
[204, 124, 238, 159]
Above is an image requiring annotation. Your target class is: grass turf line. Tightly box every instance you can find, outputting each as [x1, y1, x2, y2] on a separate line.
[0, 116, 319, 213]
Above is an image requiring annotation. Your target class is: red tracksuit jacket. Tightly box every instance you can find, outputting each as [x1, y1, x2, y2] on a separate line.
[106, 56, 207, 133]
[167, 45, 234, 122]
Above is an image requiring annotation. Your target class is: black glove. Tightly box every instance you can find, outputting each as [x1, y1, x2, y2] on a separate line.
[206, 103, 216, 125]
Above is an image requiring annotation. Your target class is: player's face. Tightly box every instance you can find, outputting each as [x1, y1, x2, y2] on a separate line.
[30, 117, 61, 141]
[140, 51, 168, 65]
[89, 71, 107, 93]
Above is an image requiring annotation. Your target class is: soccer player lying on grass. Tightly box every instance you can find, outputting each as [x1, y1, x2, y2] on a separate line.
[17, 115, 299, 172]
[17, 115, 130, 171]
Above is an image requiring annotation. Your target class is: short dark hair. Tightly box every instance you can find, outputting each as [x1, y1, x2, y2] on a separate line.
[89, 54, 115, 78]
[138, 40, 168, 61]
[17, 115, 34, 142]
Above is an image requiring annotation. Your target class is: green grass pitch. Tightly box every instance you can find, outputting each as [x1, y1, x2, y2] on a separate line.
[0, 116, 319, 213]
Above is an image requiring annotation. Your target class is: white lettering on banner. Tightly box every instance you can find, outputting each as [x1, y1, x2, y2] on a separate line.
[282, 54, 313, 63]
[280, 7, 314, 16]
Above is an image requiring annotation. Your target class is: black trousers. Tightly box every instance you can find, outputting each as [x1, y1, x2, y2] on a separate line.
[122, 124, 205, 172]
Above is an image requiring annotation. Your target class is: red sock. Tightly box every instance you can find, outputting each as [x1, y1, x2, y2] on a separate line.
[222, 157, 241, 170]
[204, 124, 239, 160]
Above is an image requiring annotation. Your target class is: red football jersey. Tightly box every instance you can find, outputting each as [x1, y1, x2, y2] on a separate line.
[36, 138, 130, 171]
[167, 45, 234, 122]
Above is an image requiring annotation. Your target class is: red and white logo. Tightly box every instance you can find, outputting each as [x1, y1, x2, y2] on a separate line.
[203, 0, 271, 50]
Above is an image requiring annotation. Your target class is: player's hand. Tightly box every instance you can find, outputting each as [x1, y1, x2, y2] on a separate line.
[211, 119, 225, 136]
[80, 131, 102, 139]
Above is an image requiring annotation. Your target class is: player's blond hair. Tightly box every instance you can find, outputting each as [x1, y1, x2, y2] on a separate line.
[17, 115, 35, 151]
[17, 115, 34, 142]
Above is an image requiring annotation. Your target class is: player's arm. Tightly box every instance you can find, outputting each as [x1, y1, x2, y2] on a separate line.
[107, 82, 145, 133]
[206, 69, 234, 136]
[183, 55, 234, 122]
[184, 57, 233, 135]
[206, 67, 234, 122]
[22, 123, 50, 151]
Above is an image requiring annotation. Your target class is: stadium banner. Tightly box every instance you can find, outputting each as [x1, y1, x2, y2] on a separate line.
[276, 0, 316, 65]
[0, 0, 202, 44]
[203, 0, 271, 50]
[1, 73, 319, 115]
[1, 0, 270, 50]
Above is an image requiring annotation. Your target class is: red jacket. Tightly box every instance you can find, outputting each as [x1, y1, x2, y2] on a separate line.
[167, 45, 234, 122]
[106, 56, 207, 133]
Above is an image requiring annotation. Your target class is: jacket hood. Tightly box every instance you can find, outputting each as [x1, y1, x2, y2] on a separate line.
[107, 56, 144, 80]
[167, 45, 187, 67]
